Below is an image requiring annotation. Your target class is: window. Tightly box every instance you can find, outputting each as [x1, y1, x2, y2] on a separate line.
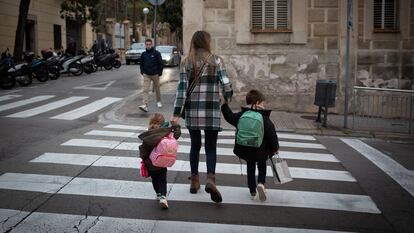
[53, 24, 62, 49]
[251, 0, 291, 32]
[373, 0, 399, 32]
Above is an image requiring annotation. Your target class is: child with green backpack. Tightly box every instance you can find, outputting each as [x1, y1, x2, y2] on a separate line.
[221, 89, 279, 201]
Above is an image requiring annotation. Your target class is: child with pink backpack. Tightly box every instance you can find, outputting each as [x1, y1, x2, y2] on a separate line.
[138, 113, 181, 209]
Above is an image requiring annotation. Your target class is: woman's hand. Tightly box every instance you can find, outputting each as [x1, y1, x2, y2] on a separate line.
[170, 116, 180, 125]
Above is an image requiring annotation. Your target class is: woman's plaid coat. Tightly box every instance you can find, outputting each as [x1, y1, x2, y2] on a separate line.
[173, 54, 233, 131]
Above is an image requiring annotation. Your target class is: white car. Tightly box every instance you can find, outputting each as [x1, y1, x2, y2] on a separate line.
[125, 43, 145, 65]
[157, 46, 181, 67]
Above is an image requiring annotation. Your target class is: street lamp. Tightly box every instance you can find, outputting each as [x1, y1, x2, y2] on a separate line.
[143, 7, 149, 42]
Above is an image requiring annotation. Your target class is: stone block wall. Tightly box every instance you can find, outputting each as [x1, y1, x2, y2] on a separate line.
[183, 0, 413, 113]
[356, 0, 414, 90]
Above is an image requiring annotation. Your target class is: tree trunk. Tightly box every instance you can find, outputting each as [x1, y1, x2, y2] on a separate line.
[132, 0, 137, 42]
[14, 0, 31, 61]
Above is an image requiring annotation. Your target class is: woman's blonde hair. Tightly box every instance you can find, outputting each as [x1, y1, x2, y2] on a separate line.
[148, 113, 165, 129]
[184, 30, 214, 67]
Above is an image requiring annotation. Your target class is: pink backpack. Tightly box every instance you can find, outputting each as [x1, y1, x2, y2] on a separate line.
[150, 133, 178, 167]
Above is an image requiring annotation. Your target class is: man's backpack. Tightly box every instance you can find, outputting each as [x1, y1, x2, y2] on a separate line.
[150, 133, 178, 167]
[236, 110, 264, 148]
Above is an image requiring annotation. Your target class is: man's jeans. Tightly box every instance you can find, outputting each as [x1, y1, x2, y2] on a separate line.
[142, 74, 161, 105]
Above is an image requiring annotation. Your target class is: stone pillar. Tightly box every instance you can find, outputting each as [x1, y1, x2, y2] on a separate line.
[182, 0, 205, 54]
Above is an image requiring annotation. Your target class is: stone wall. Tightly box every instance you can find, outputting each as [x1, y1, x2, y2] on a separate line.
[356, 0, 414, 90]
[182, 0, 413, 113]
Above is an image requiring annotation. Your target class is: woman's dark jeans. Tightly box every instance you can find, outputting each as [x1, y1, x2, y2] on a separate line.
[246, 160, 267, 193]
[149, 168, 167, 196]
[188, 129, 218, 175]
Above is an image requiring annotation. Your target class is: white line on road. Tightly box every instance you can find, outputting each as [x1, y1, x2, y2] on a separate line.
[103, 124, 317, 141]
[0, 95, 21, 102]
[84, 130, 324, 149]
[62, 139, 338, 163]
[341, 138, 414, 197]
[1, 208, 356, 233]
[6, 96, 89, 118]
[50, 97, 122, 120]
[0, 173, 380, 213]
[0, 95, 55, 112]
[30, 153, 355, 182]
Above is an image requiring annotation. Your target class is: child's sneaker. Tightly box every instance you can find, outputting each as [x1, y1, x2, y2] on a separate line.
[156, 193, 161, 200]
[256, 183, 267, 201]
[159, 196, 169, 209]
[250, 192, 257, 200]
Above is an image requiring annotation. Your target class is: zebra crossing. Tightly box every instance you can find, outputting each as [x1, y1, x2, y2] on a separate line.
[0, 94, 122, 120]
[0, 124, 387, 232]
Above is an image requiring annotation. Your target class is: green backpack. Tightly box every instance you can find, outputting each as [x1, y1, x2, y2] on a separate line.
[236, 110, 264, 147]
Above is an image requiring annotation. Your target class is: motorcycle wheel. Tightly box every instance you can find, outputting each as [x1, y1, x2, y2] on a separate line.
[84, 64, 94, 74]
[104, 64, 113, 70]
[113, 60, 121, 69]
[35, 68, 49, 82]
[0, 74, 16, 90]
[69, 63, 83, 76]
[17, 74, 33, 87]
[49, 66, 60, 80]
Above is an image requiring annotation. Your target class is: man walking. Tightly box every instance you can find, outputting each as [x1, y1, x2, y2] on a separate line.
[139, 39, 164, 112]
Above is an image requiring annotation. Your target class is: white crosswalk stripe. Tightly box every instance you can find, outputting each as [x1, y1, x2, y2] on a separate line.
[0, 173, 378, 213]
[30, 153, 356, 182]
[50, 97, 122, 120]
[0, 94, 22, 102]
[0, 124, 384, 232]
[0, 95, 55, 112]
[0, 209, 355, 233]
[6, 96, 89, 118]
[103, 124, 317, 141]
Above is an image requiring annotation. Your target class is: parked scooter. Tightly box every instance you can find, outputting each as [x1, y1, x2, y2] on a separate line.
[79, 49, 97, 74]
[6, 52, 33, 87]
[58, 53, 84, 76]
[42, 49, 60, 80]
[26, 52, 49, 82]
[0, 48, 16, 89]
[110, 49, 121, 69]
[94, 49, 113, 70]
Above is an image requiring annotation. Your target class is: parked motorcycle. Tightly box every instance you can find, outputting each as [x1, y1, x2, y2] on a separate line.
[42, 49, 60, 80]
[0, 48, 16, 89]
[94, 49, 113, 70]
[58, 54, 84, 76]
[110, 49, 121, 69]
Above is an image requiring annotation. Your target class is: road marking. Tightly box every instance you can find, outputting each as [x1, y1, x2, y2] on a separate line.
[84, 130, 325, 149]
[341, 138, 414, 197]
[0, 173, 380, 213]
[50, 97, 122, 120]
[62, 139, 338, 162]
[0, 95, 21, 102]
[6, 96, 89, 118]
[0, 89, 21, 95]
[103, 124, 317, 141]
[30, 153, 355, 182]
[73, 80, 116, 90]
[1, 209, 356, 233]
[0, 95, 55, 112]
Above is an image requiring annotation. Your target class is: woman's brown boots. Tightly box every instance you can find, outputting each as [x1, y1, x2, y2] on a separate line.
[205, 173, 222, 203]
[190, 174, 200, 194]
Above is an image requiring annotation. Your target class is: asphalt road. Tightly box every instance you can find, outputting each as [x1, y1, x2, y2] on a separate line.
[0, 65, 413, 233]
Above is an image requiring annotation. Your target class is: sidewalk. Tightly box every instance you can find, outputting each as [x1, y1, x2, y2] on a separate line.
[104, 79, 414, 142]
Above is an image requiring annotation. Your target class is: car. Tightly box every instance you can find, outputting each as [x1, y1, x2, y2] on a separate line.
[125, 42, 145, 65]
[157, 45, 181, 67]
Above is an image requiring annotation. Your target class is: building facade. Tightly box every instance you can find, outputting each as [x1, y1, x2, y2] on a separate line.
[183, 0, 414, 113]
[0, 0, 96, 56]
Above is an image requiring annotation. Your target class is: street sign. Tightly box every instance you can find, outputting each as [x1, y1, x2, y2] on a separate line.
[148, 0, 165, 6]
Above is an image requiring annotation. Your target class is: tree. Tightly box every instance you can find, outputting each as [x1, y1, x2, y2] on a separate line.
[60, 0, 103, 31]
[13, 0, 31, 61]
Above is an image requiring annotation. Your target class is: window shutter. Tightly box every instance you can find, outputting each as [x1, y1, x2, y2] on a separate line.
[251, 0, 263, 30]
[251, 0, 291, 31]
[276, 0, 289, 29]
[264, 0, 275, 29]
[373, 0, 398, 31]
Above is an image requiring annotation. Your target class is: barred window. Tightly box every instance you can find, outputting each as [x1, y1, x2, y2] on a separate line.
[251, 0, 291, 32]
[373, 0, 399, 32]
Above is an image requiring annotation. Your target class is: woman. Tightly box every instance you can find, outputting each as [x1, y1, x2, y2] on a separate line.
[171, 31, 233, 203]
